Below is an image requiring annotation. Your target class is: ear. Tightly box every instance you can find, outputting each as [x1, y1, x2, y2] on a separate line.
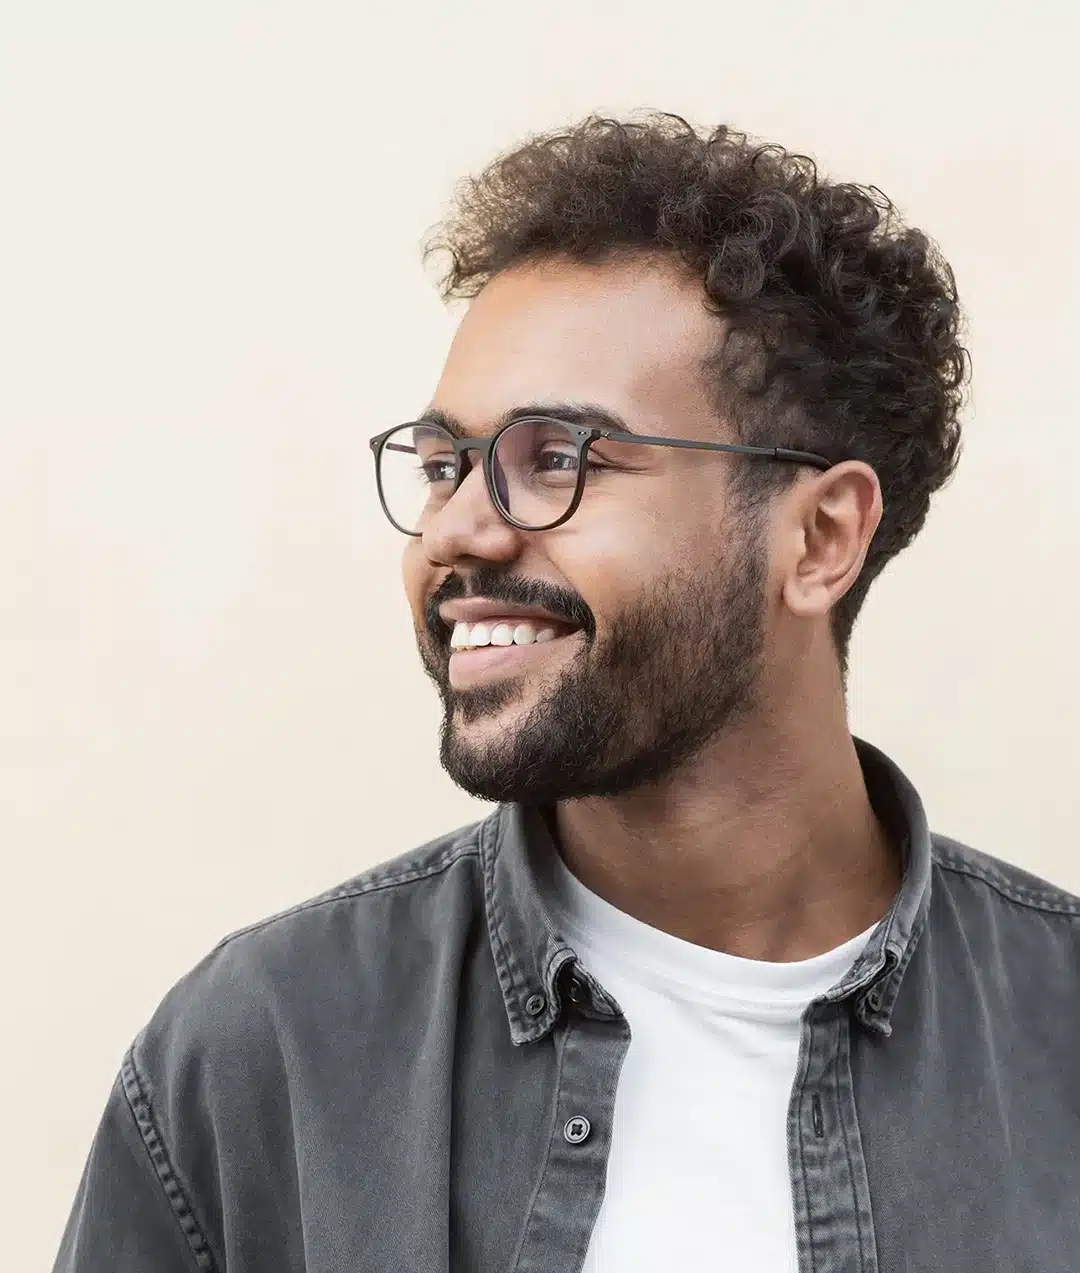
[781, 461, 883, 620]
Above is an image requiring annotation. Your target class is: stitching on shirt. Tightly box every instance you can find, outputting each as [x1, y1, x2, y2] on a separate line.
[480, 811, 528, 1023]
[121, 1046, 218, 1273]
[875, 899, 929, 1030]
[833, 1012, 866, 1266]
[210, 835, 484, 952]
[798, 1013, 818, 1273]
[508, 1015, 570, 1272]
[932, 844, 1080, 917]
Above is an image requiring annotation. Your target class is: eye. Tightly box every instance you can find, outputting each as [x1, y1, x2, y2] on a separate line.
[419, 457, 455, 484]
[537, 447, 579, 473]
[536, 447, 609, 475]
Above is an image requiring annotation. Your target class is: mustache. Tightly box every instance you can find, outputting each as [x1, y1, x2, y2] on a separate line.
[425, 568, 595, 646]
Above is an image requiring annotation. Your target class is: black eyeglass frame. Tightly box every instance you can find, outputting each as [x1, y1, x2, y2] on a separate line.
[369, 417, 834, 536]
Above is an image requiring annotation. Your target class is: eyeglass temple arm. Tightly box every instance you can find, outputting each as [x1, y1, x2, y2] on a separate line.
[374, 427, 831, 471]
[597, 429, 832, 472]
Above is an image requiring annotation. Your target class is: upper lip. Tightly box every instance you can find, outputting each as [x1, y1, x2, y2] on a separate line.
[439, 599, 577, 629]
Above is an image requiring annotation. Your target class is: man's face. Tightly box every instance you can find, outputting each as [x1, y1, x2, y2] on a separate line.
[402, 253, 773, 804]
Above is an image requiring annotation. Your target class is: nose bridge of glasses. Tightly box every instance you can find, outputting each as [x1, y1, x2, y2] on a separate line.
[426, 436, 501, 530]
[448, 434, 494, 498]
[453, 432, 491, 468]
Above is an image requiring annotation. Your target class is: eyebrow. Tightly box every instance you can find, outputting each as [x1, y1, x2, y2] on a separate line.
[416, 402, 640, 438]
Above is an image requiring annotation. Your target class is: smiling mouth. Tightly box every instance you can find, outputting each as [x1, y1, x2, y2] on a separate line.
[446, 618, 582, 690]
[448, 617, 577, 652]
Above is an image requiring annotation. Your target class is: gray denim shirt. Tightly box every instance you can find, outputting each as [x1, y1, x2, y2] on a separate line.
[54, 738, 1080, 1272]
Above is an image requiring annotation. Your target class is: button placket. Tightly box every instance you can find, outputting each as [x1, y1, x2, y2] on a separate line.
[510, 1007, 630, 1273]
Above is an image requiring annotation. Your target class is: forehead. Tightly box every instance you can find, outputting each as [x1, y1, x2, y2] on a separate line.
[432, 254, 722, 434]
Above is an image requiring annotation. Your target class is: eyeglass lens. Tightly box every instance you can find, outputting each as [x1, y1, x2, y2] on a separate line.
[378, 420, 584, 533]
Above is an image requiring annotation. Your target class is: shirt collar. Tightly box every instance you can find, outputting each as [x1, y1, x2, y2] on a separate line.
[478, 735, 933, 1044]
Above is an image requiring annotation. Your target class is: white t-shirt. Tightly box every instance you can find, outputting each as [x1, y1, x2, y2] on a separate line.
[542, 846, 880, 1273]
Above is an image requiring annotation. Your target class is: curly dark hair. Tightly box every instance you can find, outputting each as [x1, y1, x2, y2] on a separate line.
[423, 112, 968, 674]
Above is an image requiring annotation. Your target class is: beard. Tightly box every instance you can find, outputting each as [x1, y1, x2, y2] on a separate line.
[417, 514, 768, 805]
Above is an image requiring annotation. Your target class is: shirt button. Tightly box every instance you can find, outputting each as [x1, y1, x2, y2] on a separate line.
[567, 977, 584, 1003]
[867, 988, 884, 1012]
[564, 1116, 591, 1144]
[525, 993, 546, 1016]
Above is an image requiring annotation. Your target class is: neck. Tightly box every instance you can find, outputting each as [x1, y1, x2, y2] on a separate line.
[551, 696, 901, 963]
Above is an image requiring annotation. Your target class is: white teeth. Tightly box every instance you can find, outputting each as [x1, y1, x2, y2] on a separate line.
[450, 618, 568, 651]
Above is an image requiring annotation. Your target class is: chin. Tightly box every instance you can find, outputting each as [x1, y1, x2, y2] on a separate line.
[445, 680, 533, 732]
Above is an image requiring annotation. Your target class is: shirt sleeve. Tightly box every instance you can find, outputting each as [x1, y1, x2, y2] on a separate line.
[51, 1068, 213, 1273]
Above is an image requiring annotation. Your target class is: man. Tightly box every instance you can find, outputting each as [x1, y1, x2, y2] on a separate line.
[55, 114, 1080, 1273]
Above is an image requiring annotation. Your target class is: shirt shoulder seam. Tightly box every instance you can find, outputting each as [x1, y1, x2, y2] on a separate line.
[212, 835, 483, 952]
[933, 845, 1080, 917]
[120, 1044, 219, 1273]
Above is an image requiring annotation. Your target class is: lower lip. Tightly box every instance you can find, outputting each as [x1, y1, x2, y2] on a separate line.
[448, 632, 580, 690]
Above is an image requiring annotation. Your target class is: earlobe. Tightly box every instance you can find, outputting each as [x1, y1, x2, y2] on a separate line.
[783, 571, 833, 620]
[781, 463, 882, 621]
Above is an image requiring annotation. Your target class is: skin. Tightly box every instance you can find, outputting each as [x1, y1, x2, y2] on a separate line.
[402, 252, 900, 962]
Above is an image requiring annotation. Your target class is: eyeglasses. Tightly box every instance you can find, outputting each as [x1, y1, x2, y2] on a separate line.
[369, 416, 833, 536]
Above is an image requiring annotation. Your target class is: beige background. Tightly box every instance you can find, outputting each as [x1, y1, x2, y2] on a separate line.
[2, 1, 1076, 1264]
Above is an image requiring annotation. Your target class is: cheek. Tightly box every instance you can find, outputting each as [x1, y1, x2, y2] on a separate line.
[548, 509, 687, 621]
[566, 477, 711, 569]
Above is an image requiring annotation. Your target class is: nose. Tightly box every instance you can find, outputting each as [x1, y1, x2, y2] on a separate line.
[420, 453, 522, 568]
